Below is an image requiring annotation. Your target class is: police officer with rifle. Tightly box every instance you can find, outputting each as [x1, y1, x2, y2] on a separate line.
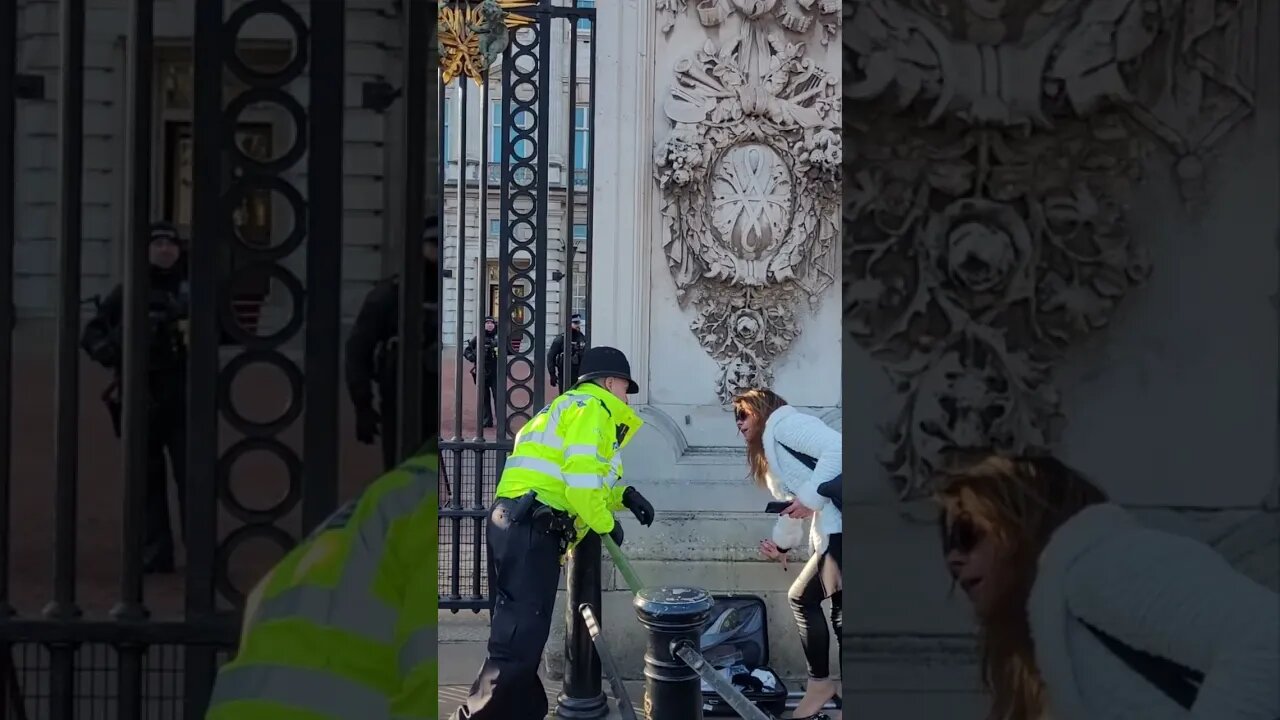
[463, 316, 500, 429]
[80, 221, 189, 574]
[547, 312, 586, 389]
[345, 216, 440, 471]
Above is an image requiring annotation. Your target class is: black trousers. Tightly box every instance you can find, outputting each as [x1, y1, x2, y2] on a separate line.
[788, 533, 843, 679]
[144, 398, 187, 561]
[108, 383, 186, 563]
[379, 394, 399, 473]
[377, 379, 434, 472]
[471, 370, 498, 427]
[453, 497, 563, 720]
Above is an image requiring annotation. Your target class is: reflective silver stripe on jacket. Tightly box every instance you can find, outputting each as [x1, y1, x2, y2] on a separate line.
[503, 455, 563, 477]
[210, 664, 388, 717]
[253, 584, 397, 643]
[249, 471, 431, 642]
[514, 392, 602, 450]
[398, 626, 435, 677]
[565, 443, 603, 461]
[564, 472, 603, 489]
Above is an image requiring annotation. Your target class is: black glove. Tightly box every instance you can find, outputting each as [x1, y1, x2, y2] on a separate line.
[607, 523, 624, 547]
[355, 406, 380, 444]
[622, 486, 654, 527]
[549, 373, 558, 387]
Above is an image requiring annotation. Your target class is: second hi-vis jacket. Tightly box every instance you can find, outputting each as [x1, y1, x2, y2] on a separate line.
[205, 441, 439, 720]
[494, 382, 642, 540]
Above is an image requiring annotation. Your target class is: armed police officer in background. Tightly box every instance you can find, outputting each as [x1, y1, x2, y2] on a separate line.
[547, 313, 586, 390]
[81, 221, 189, 574]
[462, 316, 500, 429]
[345, 215, 441, 473]
[452, 346, 657, 720]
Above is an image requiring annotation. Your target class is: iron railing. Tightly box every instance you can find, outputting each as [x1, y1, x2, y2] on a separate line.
[440, 0, 597, 612]
[0, 0, 351, 715]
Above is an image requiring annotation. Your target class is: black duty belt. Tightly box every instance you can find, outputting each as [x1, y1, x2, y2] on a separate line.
[509, 491, 576, 555]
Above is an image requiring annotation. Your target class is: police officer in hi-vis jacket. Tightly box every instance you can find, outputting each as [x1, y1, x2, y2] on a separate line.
[451, 346, 657, 720]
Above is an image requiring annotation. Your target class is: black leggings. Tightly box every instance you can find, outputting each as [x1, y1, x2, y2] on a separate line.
[788, 533, 842, 679]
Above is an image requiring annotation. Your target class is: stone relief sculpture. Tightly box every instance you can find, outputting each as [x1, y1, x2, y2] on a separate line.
[842, 0, 1258, 498]
[654, 0, 843, 402]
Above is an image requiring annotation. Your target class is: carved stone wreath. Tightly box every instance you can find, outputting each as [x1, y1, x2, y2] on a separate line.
[843, 0, 1258, 498]
[655, 0, 842, 402]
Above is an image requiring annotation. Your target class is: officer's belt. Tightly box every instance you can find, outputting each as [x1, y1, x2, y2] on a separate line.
[509, 491, 575, 554]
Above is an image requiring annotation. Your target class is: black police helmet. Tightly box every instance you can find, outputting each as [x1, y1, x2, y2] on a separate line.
[573, 346, 639, 394]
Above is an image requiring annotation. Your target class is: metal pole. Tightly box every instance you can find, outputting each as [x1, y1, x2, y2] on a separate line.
[185, 0, 225, 713]
[633, 586, 715, 720]
[556, 532, 607, 718]
[578, 604, 638, 720]
[474, 77, 489, 439]
[397, 0, 427, 464]
[0, 0, 18, 714]
[47, 0, 86, 715]
[302, 0, 346, 533]
[561, 10, 579, 390]
[0, 0, 19, 625]
[602, 534, 642, 595]
[111, 0, 154, 715]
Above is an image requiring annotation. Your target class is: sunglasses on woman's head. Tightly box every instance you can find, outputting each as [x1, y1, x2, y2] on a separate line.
[733, 408, 747, 422]
[941, 515, 985, 555]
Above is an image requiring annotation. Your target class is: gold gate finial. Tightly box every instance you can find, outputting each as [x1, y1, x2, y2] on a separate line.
[438, 0, 536, 86]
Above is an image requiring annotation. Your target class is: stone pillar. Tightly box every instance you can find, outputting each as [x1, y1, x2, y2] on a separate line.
[589, 0, 657, 399]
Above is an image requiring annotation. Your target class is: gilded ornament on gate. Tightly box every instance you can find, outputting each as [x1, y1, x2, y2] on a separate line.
[438, 0, 535, 86]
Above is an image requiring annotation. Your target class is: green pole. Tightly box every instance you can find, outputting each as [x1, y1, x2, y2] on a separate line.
[601, 535, 643, 595]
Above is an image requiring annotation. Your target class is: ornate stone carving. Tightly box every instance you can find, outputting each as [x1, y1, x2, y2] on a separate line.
[843, 0, 1258, 498]
[655, 0, 842, 401]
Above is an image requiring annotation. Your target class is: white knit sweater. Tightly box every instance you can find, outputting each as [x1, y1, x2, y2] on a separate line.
[1028, 503, 1280, 720]
[760, 405, 842, 554]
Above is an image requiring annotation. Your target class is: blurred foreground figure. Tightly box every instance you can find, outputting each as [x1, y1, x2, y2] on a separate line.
[206, 438, 441, 719]
[937, 452, 1280, 720]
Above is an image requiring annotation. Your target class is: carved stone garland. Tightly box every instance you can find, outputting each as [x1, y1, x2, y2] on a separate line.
[655, 0, 843, 402]
[842, 0, 1258, 498]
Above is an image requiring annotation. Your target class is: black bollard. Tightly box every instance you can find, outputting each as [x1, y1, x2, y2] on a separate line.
[556, 532, 608, 718]
[634, 586, 715, 720]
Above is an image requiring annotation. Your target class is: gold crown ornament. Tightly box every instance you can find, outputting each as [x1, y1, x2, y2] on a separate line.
[438, 0, 536, 86]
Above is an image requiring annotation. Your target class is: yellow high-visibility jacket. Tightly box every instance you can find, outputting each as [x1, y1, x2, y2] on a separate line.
[495, 382, 643, 542]
[205, 440, 439, 720]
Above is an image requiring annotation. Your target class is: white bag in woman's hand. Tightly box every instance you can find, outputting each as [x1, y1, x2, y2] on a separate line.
[771, 514, 805, 551]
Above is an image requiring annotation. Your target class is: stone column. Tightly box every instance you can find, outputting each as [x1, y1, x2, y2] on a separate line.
[589, 0, 657, 402]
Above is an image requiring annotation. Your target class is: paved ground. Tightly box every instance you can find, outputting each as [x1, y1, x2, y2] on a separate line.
[438, 681, 650, 720]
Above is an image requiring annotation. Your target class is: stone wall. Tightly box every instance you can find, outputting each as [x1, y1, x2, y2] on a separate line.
[843, 0, 1280, 714]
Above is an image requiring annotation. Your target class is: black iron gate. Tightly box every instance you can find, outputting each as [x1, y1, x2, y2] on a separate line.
[0, 0, 437, 716]
[439, 0, 597, 612]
